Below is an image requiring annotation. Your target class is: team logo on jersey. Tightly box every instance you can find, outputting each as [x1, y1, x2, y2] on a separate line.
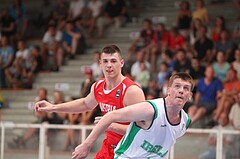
[115, 89, 121, 98]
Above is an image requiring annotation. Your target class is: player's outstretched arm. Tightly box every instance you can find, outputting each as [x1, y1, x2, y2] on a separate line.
[35, 84, 98, 114]
[72, 101, 154, 159]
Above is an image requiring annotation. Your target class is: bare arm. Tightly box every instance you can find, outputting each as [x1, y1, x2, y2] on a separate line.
[72, 101, 154, 159]
[105, 85, 145, 135]
[35, 83, 98, 113]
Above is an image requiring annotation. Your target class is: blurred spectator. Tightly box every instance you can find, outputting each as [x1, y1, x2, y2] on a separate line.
[168, 26, 186, 54]
[173, 48, 191, 74]
[48, 90, 67, 124]
[193, 25, 214, 64]
[188, 57, 206, 95]
[61, 20, 81, 59]
[214, 68, 240, 121]
[0, 9, 16, 46]
[130, 48, 151, 80]
[189, 18, 203, 45]
[198, 113, 235, 159]
[15, 39, 29, 61]
[26, 45, 43, 75]
[176, 1, 192, 38]
[232, 22, 240, 47]
[80, 67, 95, 98]
[65, 97, 81, 151]
[42, 24, 63, 71]
[212, 51, 230, 83]
[10, 0, 29, 39]
[8, 87, 49, 148]
[192, 0, 210, 26]
[153, 23, 170, 53]
[134, 62, 150, 95]
[145, 79, 159, 99]
[150, 23, 170, 71]
[97, 0, 128, 38]
[210, 16, 226, 43]
[0, 36, 14, 88]
[90, 50, 102, 80]
[68, 0, 85, 20]
[32, 0, 54, 28]
[214, 29, 237, 63]
[157, 62, 171, 92]
[87, 0, 104, 37]
[4, 58, 23, 88]
[231, 49, 240, 79]
[128, 19, 156, 61]
[188, 65, 223, 124]
[161, 49, 175, 74]
[53, 0, 69, 23]
[229, 92, 240, 130]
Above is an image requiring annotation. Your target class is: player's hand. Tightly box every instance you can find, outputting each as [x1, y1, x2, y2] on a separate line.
[94, 116, 102, 125]
[72, 143, 90, 159]
[34, 100, 54, 112]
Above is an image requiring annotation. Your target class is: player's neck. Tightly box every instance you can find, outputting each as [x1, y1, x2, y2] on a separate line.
[105, 75, 125, 90]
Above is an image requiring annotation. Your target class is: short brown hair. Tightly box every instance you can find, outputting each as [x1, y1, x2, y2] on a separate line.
[169, 72, 194, 91]
[101, 44, 122, 59]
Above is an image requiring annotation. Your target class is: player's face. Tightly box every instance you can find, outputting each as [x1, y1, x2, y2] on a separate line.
[167, 78, 192, 107]
[99, 52, 124, 78]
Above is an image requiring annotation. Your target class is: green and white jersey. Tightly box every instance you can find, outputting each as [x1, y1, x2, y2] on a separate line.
[114, 98, 191, 159]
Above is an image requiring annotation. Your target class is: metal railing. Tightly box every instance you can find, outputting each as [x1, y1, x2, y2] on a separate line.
[1, 122, 240, 159]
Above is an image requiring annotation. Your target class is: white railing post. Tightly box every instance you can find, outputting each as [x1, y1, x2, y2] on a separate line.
[216, 130, 223, 159]
[39, 124, 46, 159]
[1, 123, 5, 159]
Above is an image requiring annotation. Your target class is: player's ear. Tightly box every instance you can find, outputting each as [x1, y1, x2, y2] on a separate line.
[120, 59, 124, 68]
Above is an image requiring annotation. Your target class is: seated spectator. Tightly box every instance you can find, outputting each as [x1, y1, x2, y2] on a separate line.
[42, 24, 63, 71]
[214, 68, 240, 121]
[161, 49, 175, 74]
[188, 57, 206, 95]
[189, 18, 203, 45]
[135, 62, 150, 95]
[150, 23, 170, 72]
[96, 0, 128, 38]
[128, 18, 155, 61]
[130, 48, 151, 80]
[188, 65, 223, 125]
[193, 25, 214, 64]
[68, 0, 85, 20]
[192, 0, 210, 26]
[0, 36, 14, 88]
[176, 1, 192, 38]
[10, 0, 29, 39]
[198, 113, 235, 159]
[212, 51, 230, 83]
[210, 16, 226, 43]
[4, 58, 23, 88]
[231, 49, 240, 79]
[232, 22, 240, 47]
[61, 20, 81, 59]
[214, 29, 237, 63]
[157, 62, 171, 92]
[229, 92, 240, 130]
[172, 48, 191, 74]
[90, 50, 102, 80]
[8, 87, 49, 148]
[26, 45, 43, 75]
[0, 9, 16, 46]
[168, 26, 186, 54]
[87, 0, 104, 37]
[15, 39, 29, 61]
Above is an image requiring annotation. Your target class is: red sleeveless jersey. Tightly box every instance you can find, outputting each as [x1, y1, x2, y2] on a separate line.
[94, 77, 138, 146]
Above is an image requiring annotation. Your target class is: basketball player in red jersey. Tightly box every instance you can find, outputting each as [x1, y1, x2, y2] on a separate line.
[35, 44, 145, 159]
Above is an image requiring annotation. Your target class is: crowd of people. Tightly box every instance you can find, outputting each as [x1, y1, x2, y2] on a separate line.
[0, 0, 138, 89]
[1, 0, 240, 157]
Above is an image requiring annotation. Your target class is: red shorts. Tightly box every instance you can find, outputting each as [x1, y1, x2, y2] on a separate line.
[94, 139, 115, 159]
